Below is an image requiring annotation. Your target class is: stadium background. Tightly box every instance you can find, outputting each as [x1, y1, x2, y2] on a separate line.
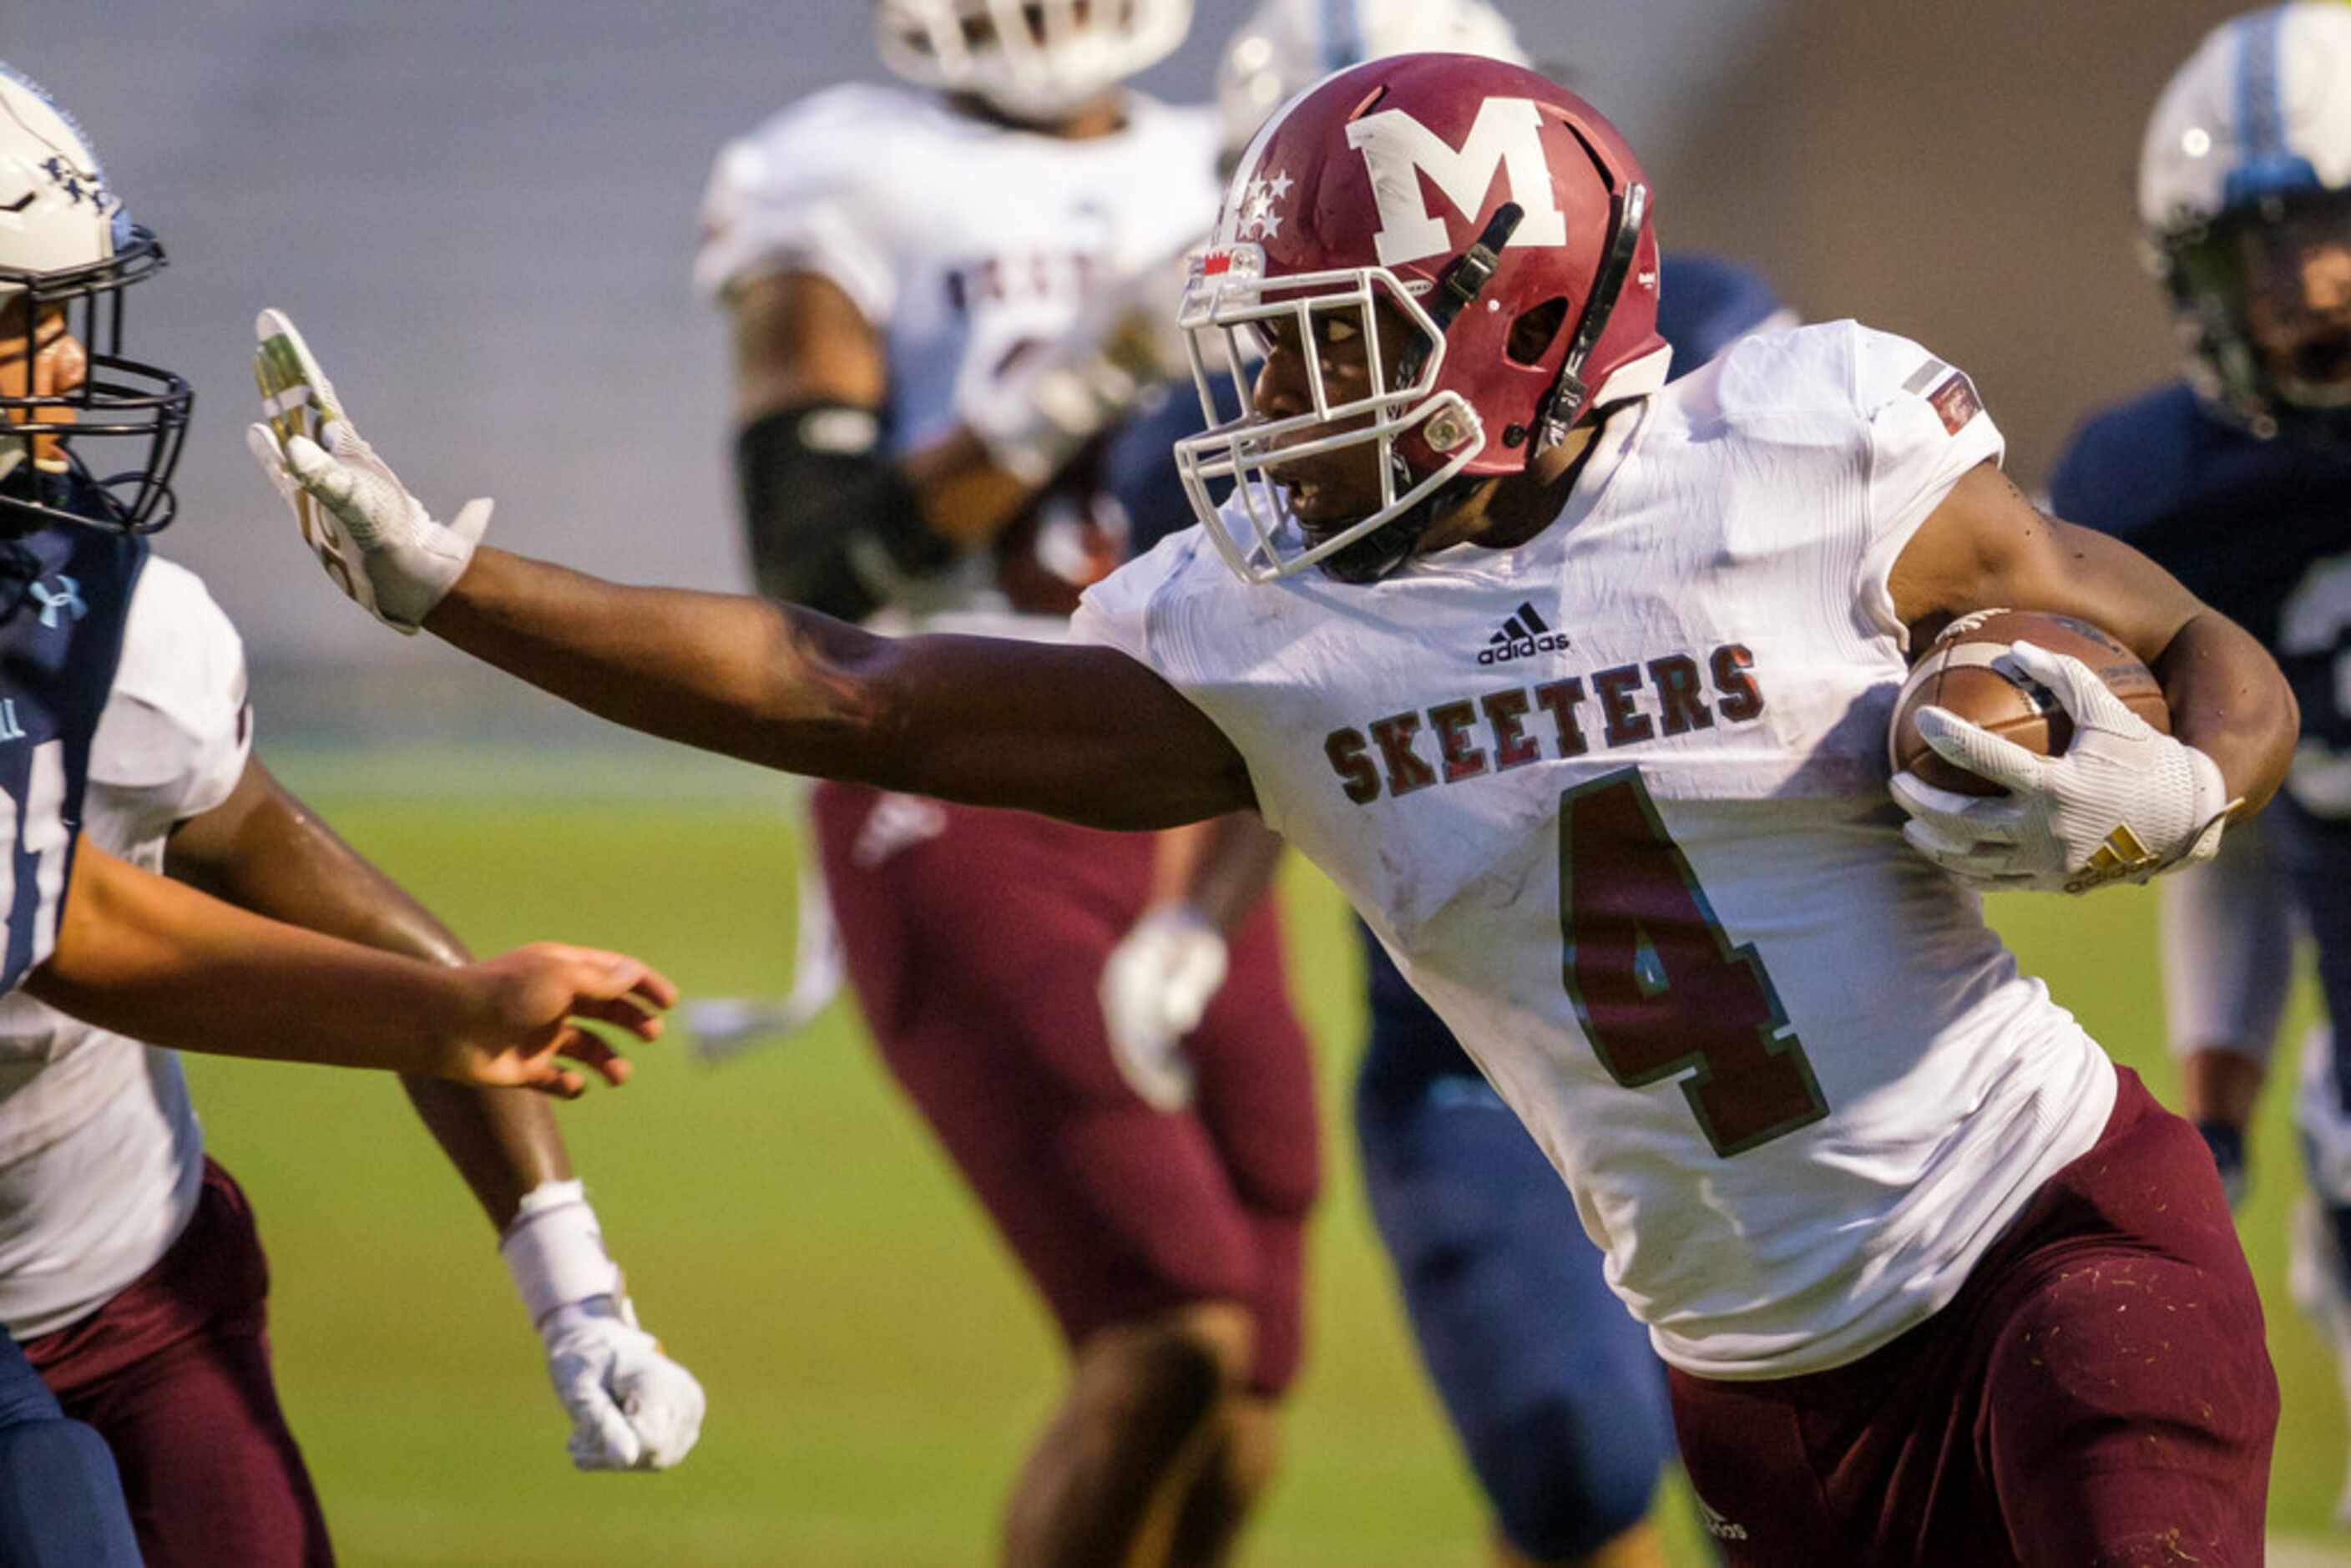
[18, 0, 2344, 1560]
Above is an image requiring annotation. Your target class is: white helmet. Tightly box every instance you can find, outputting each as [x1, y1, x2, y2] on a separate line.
[1215, 0, 1529, 159]
[0, 63, 188, 532]
[874, 0, 1195, 124]
[2141, 4, 2351, 435]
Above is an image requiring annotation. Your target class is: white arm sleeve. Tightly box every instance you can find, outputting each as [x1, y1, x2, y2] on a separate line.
[2159, 814, 2296, 1064]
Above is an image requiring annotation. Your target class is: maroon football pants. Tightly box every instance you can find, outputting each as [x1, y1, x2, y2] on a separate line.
[24, 1159, 333, 1568]
[1668, 1067, 2276, 1567]
[812, 781, 1322, 1394]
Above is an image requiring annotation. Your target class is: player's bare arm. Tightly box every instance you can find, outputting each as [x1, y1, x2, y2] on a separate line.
[255, 310, 1249, 828]
[434, 547, 1250, 829]
[733, 271, 1034, 550]
[164, 755, 571, 1221]
[1887, 462, 2298, 812]
[24, 840, 670, 1095]
[162, 754, 705, 1469]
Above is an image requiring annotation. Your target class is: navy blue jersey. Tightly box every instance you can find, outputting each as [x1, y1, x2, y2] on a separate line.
[2052, 381, 2351, 1103]
[0, 493, 145, 992]
[2050, 382, 2351, 784]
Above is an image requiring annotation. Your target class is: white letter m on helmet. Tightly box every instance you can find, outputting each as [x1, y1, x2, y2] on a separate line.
[1345, 98, 1570, 269]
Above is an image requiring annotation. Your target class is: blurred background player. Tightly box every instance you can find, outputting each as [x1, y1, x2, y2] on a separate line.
[691, 4, 1318, 1564]
[0, 60, 695, 1566]
[2046, 0, 2351, 1527]
[1095, 5, 1790, 1565]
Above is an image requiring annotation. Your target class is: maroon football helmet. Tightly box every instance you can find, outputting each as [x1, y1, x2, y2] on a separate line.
[1173, 52, 1669, 583]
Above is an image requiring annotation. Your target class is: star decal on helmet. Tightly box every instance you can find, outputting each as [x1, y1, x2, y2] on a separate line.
[1235, 168, 1296, 241]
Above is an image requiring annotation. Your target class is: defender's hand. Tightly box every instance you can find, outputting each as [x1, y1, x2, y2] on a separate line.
[541, 1297, 707, 1472]
[248, 309, 492, 632]
[1099, 903, 1227, 1112]
[1889, 640, 2237, 894]
[444, 944, 675, 1097]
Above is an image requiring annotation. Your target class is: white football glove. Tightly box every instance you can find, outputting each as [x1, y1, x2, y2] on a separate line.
[247, 308, 491, 633]
[959, 248, 1195, 485]
[1888, 640, 2239, 894]
[540, 1297, 707, 1473]
[501, 1181, 705, 1472]
[1099, 903, 1228, 1112]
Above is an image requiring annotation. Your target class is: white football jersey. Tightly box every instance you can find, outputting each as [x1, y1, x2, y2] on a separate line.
[0, 559, 249, 1338]
[695, 81, 1222, 630]
[1074, 321, 2119, 1379]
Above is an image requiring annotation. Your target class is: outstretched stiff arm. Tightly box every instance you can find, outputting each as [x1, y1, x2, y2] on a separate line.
[252, 310, 1246, 831]
[431, 550, 1247, 830]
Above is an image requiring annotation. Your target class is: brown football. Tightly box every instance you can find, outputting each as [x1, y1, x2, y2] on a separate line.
[1888, 609, 2170, 797]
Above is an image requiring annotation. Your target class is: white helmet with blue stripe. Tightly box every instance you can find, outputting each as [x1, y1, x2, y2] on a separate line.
[2141, 4, 2351, 435]
[1215, 0, 1529, 159]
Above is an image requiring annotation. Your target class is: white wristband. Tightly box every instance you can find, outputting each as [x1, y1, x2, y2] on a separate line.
[498, 1180, 622, 1328]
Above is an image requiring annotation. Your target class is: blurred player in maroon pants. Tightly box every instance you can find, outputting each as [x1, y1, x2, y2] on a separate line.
[689, 3, 1318, 1564]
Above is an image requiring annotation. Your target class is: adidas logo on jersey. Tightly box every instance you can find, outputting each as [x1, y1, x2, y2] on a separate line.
[1477, 601, 1570, 665]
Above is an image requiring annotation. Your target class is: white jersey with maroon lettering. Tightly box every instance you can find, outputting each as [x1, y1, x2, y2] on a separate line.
[695, 81, 1221, 634]
[0, 559, 249, 1338]
[1073, 321, 2119, 1379]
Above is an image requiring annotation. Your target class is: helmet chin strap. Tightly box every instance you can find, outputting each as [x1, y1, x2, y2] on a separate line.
[1533, 180, 1649, 452]
[1320, 205, 1525, 585]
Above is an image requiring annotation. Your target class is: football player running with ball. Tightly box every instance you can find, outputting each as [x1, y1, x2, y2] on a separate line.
[0, 61, 695, 1568]
[1095, 5, 1793, 1565]
[257, 52, 2293, 1566]
[2048, 1, 2351, 1528]
[690, 3, 1318, 1564]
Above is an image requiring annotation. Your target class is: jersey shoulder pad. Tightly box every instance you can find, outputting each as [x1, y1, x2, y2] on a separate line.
[695, 81, 935, 312]
[2045, 382, 2207, 537]
[1072, 518, 1222, 674]
[91, 557, 248, 794]
[1667, 321, 1880, 445]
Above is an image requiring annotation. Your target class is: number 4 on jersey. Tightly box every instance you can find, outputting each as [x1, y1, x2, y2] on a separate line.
[1559, 769, 1828, 1157]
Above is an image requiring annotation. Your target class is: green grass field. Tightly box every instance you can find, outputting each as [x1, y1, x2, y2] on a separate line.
[178, 761, 2347, 1565]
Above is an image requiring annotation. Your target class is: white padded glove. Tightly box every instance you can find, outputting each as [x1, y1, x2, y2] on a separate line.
[1889, 640, 2238, 894]
[501, 1181, 705, 1472]
[540, 1297, 706, 1473]
[247, 309, 491, 633]
[1098, 903, 1228, 1112]
[959, 249, 1194, 485]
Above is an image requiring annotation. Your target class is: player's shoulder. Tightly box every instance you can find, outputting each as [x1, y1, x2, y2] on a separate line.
[2045, 381, 2212, 535]
[1075, 512, 1246, 672]
[732, 80, 945, 158]
[1115, 93, 1222, 159]
[110, 556, 245, 721]
[1661, 320, 1929, 442]
[712, 81, 956, 205]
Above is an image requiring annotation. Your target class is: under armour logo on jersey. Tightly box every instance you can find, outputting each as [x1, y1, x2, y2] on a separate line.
[28, 576, 83, 630]
[1477, 600, 1570, 665]
[1344, 98, 1569, 267]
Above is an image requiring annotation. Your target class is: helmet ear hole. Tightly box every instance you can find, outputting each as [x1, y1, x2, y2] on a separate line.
[1507, 296, 1570, 367]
